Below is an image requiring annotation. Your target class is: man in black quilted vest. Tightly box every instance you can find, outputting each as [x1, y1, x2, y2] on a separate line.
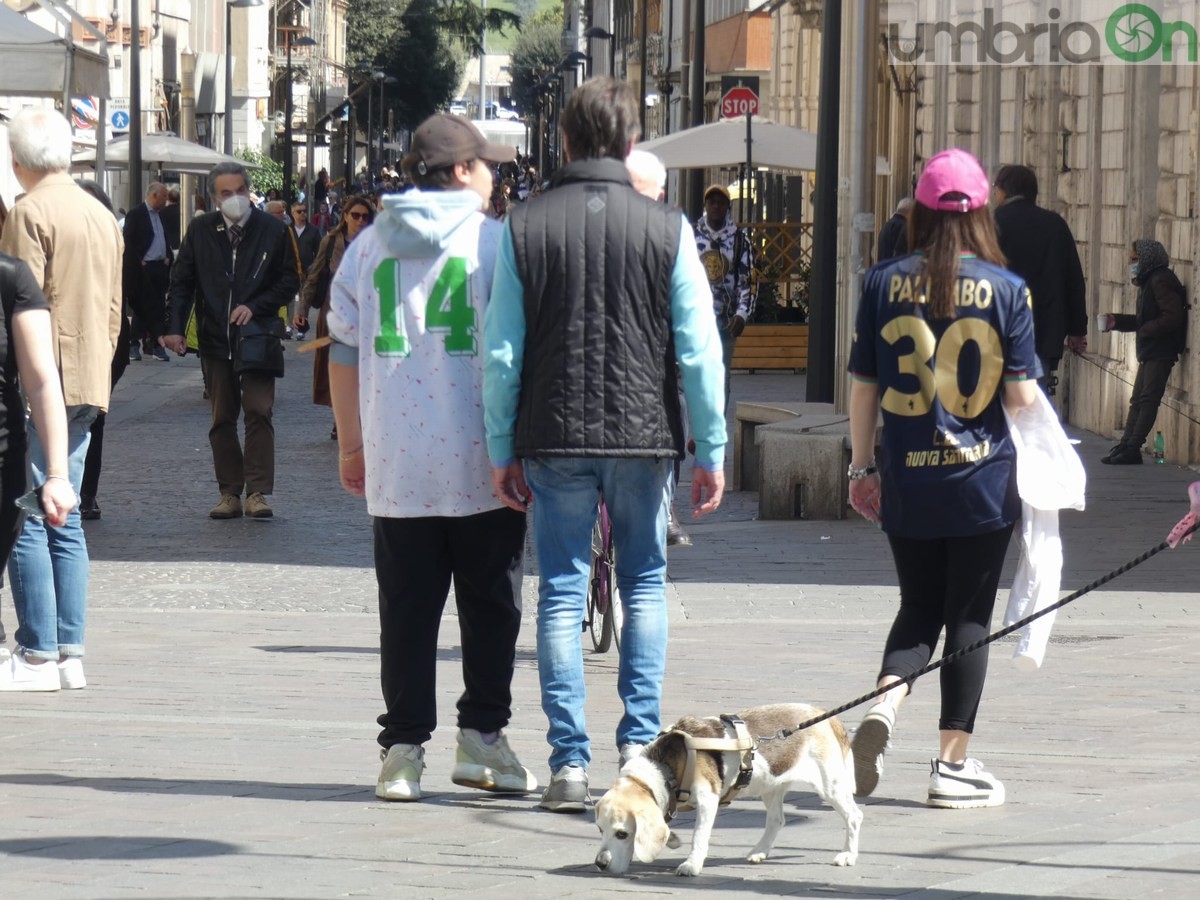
[482, 78, 727, 813]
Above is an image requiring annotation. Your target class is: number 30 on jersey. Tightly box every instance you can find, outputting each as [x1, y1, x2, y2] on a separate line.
[372, 256, 477, 357]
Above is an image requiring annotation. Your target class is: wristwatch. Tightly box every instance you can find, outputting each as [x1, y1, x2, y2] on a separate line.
[847, 461, 878, 481]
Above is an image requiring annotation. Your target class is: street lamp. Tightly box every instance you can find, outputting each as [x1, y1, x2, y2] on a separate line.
[375, 73, 398, 171]
[583, 26, 615, 78]
[224, 0, 264, 156]
[283, 34, 317, 203]
[561, 49, 590, 81]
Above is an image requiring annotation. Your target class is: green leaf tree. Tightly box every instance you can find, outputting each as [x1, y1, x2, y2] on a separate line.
[236, 148, 285, 196]
[510, 8, 564, 116]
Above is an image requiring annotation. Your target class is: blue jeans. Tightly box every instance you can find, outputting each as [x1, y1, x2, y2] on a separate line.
[524, 457, 672, 772]
[10, 405, 97, 662]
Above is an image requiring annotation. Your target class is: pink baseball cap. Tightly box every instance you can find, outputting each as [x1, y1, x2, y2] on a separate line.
[914, 148, 991, 213]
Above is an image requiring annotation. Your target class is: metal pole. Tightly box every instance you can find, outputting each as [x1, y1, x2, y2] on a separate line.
[687, 0, 705, 218]
[129, 0, 143, 204]
[284, 39, 294, 202]
[806, 0, 841, 404]
[365, 80, 373, 177]
[377, 78, 385, 168]
[223, 1, 234, 155]
[837, 0, 879, 410]
[479, 0, 487, 120]
[638, 0, 648, 136]
[345, 100, 354, 186]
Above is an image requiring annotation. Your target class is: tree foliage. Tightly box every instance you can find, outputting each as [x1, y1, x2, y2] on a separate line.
[345, 0, 406, 71]
[509, 8, 564, 116]
[377, 0, 466, 133]
[236, 148, 284, 195]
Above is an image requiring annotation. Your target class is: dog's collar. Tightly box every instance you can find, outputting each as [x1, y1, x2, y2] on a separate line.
[666, 714, 756, 819]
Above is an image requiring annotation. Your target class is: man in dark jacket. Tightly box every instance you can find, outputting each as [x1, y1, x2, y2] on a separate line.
[290, 201, 322, 275]
[162, 161, 299, 519]
[123, 181, 172, 361]
[482, 78, 726, 813]
[1099, 239, 1188, 465]
[992, 165, 1087, 394]
[876, 198, 912, 262]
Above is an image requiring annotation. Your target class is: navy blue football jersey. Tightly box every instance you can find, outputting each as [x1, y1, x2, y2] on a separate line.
[848, 253, 1040, 538]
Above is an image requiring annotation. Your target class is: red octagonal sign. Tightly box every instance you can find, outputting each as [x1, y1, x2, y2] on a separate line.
[721, 86, 759, 119]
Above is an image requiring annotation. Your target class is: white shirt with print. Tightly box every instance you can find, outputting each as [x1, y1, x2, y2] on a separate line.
[326, 212, 504, 519]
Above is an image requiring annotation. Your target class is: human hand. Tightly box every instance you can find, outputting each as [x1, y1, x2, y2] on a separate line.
[40, 477, 77, 528]
[293, 314, 308, 332]
[690, 466, 725, 517]
[160, 334, 187, 355]
[726, 314, 746, 338]
[491, 462, 530, 512]
[1067, 335, 1087, 354]
[229, 304, 253, 326]
[848, 472, 882, 527]
[338, 447, 366, 497]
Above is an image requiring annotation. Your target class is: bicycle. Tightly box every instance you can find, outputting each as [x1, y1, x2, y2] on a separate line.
[585, 497, 622, 653]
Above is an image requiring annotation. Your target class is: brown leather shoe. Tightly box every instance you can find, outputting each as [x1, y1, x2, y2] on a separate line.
[244, 492, 273, 519]
[209, 494, 243, 519]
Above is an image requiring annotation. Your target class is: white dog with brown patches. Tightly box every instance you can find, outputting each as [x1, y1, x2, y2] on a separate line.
[594, 704, 861, 876]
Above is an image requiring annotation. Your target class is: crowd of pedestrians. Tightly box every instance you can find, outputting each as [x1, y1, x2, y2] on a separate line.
[0, 92, 1187, 834]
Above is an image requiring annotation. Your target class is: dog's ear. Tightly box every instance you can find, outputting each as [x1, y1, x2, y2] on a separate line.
[632, 805, 670, 863]
[666, 830, 681, 850]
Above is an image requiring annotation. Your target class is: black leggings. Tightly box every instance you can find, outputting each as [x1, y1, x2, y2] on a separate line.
[882, 524, 1015, 733]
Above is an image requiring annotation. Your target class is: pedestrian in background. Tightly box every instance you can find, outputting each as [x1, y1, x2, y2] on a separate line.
[163, 161, 299, 520]
[327, 113, 535, 802]
[992, 164, 1087, 395]
[296, 195, 374, 433]
[123, 181, 172, 362]
[76, 179, 129, 522]
[0, 106, 123, 691]
[484, 78, 726, 812]
[877, 198, 912, 262]
[1099, 239, 1188, 465]
[694, 183, 754, 404]
[847, 148, 1039, 809]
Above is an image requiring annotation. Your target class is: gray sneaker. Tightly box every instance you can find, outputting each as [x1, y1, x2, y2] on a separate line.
[450, 728, 538, 793]
[538, 764, 589, 813]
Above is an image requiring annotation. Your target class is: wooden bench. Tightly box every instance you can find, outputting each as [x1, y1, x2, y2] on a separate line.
[731, 324, 808, 372]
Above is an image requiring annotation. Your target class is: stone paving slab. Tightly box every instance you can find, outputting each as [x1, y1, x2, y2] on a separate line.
[0, 354, 1197, 898]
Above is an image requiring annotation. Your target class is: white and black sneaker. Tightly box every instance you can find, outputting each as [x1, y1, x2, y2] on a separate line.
[927, 757, 1005, 809]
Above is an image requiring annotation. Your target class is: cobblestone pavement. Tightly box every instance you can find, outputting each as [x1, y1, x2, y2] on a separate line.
[1, 349, 1197, 898]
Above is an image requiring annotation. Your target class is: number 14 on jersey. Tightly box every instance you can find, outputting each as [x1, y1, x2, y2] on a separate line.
[372, 256, 478, 358]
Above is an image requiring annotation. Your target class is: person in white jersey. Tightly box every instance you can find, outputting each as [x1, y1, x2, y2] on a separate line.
[326, 114, 537, 802]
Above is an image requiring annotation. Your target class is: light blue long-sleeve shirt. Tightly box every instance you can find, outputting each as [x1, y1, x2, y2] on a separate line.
[483, 213, 727, 471]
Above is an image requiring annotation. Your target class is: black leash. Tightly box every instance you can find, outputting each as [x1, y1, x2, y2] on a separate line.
[761, 518, 1200, 743]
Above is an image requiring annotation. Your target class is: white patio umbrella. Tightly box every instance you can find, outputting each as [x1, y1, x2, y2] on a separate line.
[636, 117, 890, 174]
[73, 133, 255, 175]
[635, 117, 817, 171]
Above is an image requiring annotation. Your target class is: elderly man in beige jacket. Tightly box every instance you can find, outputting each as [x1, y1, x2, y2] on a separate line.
[0, 105, 123, 692]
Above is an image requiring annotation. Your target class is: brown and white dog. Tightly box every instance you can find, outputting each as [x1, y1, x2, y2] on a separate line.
[594, 703, 861, 876]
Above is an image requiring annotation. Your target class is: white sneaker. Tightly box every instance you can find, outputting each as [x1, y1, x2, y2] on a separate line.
[851, 701, 895, 797]
[618, 743, 646, 769]
[376, 744, 424, 801]
[928, 757, 1005, 809]
[58, 657, 86, 690]
[450, 729, 538, 793]
[0, 648, 61, 692]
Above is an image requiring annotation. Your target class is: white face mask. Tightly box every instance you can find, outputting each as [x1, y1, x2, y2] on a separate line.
[220, 194, 251, 221]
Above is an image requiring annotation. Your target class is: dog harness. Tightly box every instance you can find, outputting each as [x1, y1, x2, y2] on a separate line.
[666, 714, 756, 819]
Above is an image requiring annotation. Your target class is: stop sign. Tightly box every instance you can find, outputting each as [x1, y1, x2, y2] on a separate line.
[721, 86, 759, 119]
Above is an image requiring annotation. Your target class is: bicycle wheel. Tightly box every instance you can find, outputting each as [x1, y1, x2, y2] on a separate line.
[587, 514, 616, 653]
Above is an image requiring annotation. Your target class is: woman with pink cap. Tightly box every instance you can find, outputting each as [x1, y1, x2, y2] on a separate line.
[845, 148, 1040, 809]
